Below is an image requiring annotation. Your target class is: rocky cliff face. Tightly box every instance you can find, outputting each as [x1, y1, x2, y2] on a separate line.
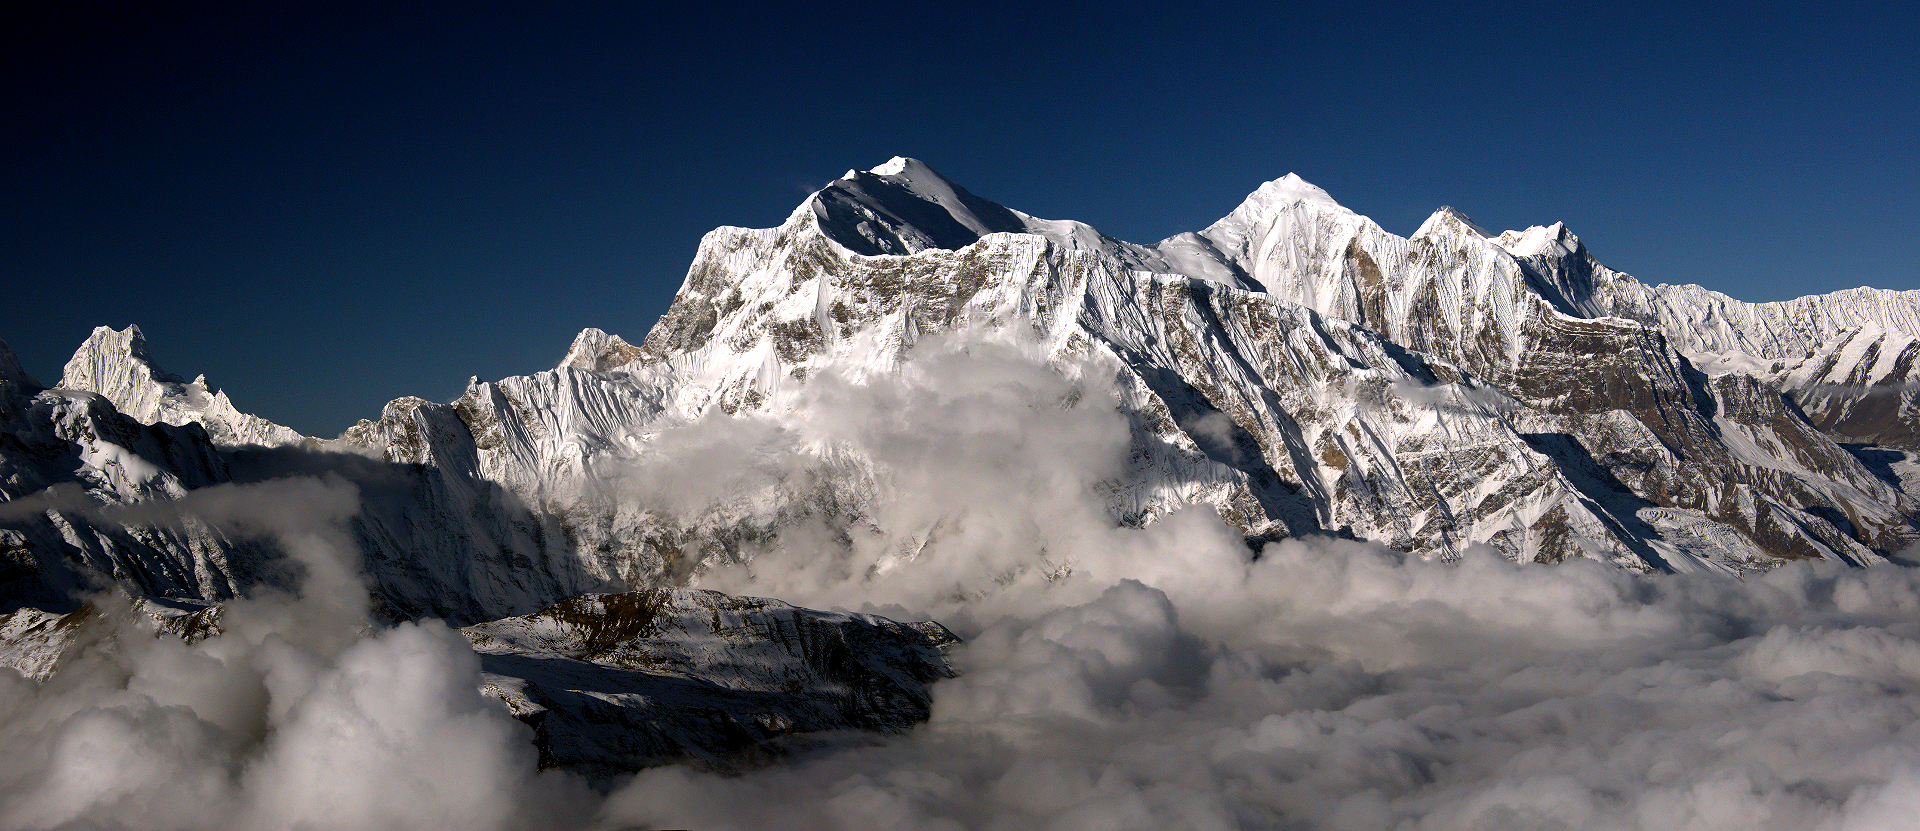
[466, 587, 956, 779]
[0, 587, 957, 783]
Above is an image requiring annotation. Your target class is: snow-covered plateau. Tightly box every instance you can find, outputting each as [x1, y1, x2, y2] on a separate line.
[4, 158, 1920, 829]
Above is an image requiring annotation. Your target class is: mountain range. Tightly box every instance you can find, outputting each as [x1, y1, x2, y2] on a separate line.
[3, 158, 1918, 777]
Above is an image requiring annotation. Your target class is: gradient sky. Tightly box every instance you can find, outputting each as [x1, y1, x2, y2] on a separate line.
[5, 0, 1916, 436]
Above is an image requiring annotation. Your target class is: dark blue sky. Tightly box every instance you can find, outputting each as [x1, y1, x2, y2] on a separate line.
[5, 1, 1916, 436]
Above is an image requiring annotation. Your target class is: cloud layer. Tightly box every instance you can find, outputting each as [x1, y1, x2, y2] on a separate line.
[600, 547, 1920, 831]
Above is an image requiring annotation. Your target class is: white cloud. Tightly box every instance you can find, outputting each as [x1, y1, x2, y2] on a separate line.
[0, 476, 589, 830]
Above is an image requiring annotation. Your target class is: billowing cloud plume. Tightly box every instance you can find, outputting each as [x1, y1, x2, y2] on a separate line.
[0, 476, 590, 829]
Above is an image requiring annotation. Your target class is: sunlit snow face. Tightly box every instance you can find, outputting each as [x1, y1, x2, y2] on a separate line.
[8, 335, 1920, 831]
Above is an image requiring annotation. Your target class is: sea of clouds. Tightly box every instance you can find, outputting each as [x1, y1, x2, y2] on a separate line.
[5, 334, 1920, 830]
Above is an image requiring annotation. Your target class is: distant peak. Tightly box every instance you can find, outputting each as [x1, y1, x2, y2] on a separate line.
[1196, 172, 1352, 249]
[57, 324, 305, 444]
[66, 325, 174, 384]
[0, 339, 42, 389]
[1255, 173, 1340, 207]
[858, 157, 957, 189]
[561, 327, 642, 372]
[869, 156, 913, 176]
[1495, 221, 1582, 258]
[1413, 206, 1491, 241]
[835, 157, 944, 186]
[1229, 173, 1346, 219]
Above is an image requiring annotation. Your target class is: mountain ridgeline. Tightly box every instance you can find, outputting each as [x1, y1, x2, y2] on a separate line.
[6, 158, 1920, 627]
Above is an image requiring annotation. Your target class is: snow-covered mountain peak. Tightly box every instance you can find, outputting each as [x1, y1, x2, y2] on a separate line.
[55, 325, 304, 447]
[1191, 172, 1353, 253]
[808, 157, 1031, 257]
[1497, 221, 1581, 258]
[1413, 206, 1492, 240]
[1239, 173, 1343, 213]
[60, 325, 183, 394]
[868, 156, 914, 176]
[561, 327, 643, 371]
[797, 158, 1261, 288]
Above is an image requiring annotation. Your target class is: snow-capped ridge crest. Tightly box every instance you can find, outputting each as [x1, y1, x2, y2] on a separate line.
[1188, 172, 1353, 261]
[809, 157, 1031, 257]
[1210, 173, 1346, 226]
[799, 157, 1264, 289]
[867, 156, 916, 177]
[61, 325, 185, 393]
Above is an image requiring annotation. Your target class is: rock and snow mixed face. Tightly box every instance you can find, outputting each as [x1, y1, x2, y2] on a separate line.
[14, 158, 1919, 619]
[5, 158, 1920, 830]
[588, 157, 1913, 574]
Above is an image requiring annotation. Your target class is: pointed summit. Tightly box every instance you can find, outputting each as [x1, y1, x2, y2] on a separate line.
[1200, 173, 1349, 237]
[560, 327, 643, 372]
[1182, 172, 1357, 278]
[810, 157, 1031, 256]
[1262, 172, 1341, 205]
[1246, 172, 1343, 211]
[1413, 206, 1492, 241]
[867, 156, 914, 177]
[60, 325, 184, 395]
